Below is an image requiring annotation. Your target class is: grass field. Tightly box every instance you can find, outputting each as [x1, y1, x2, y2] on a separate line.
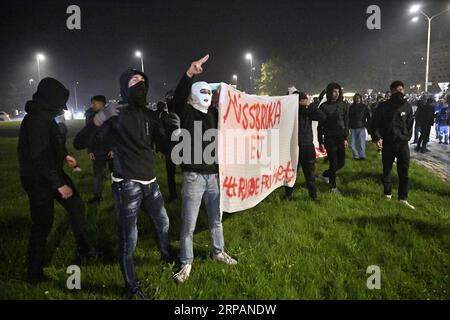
[0, 120, 449, 300]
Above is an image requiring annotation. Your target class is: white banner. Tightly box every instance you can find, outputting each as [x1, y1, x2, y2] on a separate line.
[217, 83, 299, 213]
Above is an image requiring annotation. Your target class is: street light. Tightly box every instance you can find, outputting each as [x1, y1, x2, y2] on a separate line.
[74, 81, 79, 110]
[232, 74, 238, 87]
[36, 53, 45, 82]
[28, 78, 34, 86]
[135, 50, 144, 73]
[245, 53, 253, 93]
[409, 4, 450, 92]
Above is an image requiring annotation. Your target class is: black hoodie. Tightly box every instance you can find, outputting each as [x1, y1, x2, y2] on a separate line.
[74, 69, 167, 181]
[17, 78, 70, 190]
[371, 92, 414, 144]
[173, 73, 218, 174]
[317, 83, 349, 144]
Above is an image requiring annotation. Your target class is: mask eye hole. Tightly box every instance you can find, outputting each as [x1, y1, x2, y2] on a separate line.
[200, 89, 211, 95]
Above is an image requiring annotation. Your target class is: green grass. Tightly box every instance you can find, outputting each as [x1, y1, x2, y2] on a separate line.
[0, 120, 449, 300]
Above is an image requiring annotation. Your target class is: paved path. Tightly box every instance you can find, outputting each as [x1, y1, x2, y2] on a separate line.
[409, 127, 450, 183]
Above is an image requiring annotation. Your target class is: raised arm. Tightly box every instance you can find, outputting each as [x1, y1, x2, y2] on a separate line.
[173, 54, 209, 117]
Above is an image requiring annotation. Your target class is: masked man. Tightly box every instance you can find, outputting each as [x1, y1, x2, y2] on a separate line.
[172, 55, 237, 284]
[74, 69, 176, 299]
[18, 77, 96, 283]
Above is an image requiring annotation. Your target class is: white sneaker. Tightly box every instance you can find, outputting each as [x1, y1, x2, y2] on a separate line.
[399, 200, 415, 210]
[213, 252, 237, 265]
[173, 264, 192, 283]
[330, 188, 341, 194]
[320, 175, 330, 184]
[384, 195, 392, 200]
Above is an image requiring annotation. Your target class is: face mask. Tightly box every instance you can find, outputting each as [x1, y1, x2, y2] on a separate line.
[128, 81, 148, 107]
[188, 81, 212, 114]
[391, 92, 405, 105]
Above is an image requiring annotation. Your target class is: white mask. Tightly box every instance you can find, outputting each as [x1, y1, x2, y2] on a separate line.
[188, 81, 212, 114]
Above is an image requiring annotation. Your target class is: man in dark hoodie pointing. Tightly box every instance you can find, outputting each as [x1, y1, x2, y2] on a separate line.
[18, 77, 95, 283]
[74, 69, 176, 300]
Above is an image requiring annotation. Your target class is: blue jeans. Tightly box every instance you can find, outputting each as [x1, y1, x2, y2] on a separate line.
[112, 180, 171, 292]
[179, 172, 224, 265]
[439, 125, 449, 143]
[350, 128, 366, 159]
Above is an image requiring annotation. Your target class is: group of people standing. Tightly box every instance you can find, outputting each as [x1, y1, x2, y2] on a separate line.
[18, 52, 436, 299]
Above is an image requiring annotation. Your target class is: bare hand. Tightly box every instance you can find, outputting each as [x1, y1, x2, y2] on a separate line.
[58, 185, 73, 199]
[377, 139, 383, 150]
[89, 153, 95, 161]
[65, 155, 78, 168]
[319, 144, 326, 153]
[186, 54, 209, 78]
[344, 140, 349, 149]
[108, 151, 114, 159]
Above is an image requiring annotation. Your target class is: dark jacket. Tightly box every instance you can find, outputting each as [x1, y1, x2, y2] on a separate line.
[317, 101, 349, 144]
[371, 95, 414, 144]
[415, 103, 435, 128]
[74, 69, 167, 181]
[74, 104, 167, 181]
[298, 105, 326, 146]
[348, 103, 370, 129]
[173, 73, 218, 174]
[17, 78, 70, 190]
[84, 107, 113, 155]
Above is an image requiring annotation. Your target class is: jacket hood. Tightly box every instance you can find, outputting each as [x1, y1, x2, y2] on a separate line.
[119, 69, 149, 103]
[326, 82, 343, 102]
[26, 78, 69, 115]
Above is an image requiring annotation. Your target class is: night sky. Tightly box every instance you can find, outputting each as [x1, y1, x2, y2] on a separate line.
[0, 0, 449, 111]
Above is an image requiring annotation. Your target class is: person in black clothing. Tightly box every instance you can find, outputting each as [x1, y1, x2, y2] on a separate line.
[317, 82, 349, 193]
[415, 97, 435, 153]
[18, 77, 96, 283]
[348, 93, 370, 160]
[158, 91, 181, 202]
[285, 91, 325, 201]
[372, 81, 415, 210]
[84, 95, 113, 203]
[74, 69, 176, 300]
[412, 95, 427, 144]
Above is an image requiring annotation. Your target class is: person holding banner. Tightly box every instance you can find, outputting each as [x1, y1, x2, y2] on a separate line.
[172, 55, 237, 284]
[285, 90, 325, 201]
[317, 83, 349, 193]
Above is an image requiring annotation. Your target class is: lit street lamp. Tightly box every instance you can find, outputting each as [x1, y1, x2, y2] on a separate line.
[74, 81, 79, 110]
[232, 74, 238, 87]
[410, 4, 450, 92]
[245, 53, 253, 93]
[135, 50, 144, 73]
[36, 53, 45, 82]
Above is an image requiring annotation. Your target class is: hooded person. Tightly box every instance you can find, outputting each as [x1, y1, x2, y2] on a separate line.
[171, 55, 237, 285]
[317, 82, 349, 193]
[73, 69, 176, 300]
[372, 81, 415, 209]
[18, 77, 96, 283]
[284, 90, 326, 201]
